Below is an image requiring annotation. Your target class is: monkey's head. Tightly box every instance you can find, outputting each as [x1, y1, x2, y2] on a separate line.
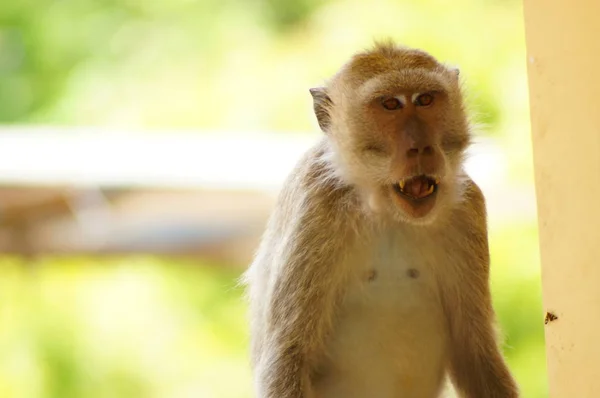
[310, 41, 471, 225]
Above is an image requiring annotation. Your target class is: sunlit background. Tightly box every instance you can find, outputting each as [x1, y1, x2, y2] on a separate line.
[0, 0, 547, 397]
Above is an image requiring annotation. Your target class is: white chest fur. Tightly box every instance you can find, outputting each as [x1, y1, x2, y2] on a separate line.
[313, 228, 449, 398]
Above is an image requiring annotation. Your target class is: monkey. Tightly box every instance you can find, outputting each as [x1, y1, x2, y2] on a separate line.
[242, 40, 519, 398]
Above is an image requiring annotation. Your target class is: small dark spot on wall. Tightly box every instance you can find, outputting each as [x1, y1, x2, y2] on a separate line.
[544, 311, 558, 325]
[367, 269, 377, 281]
[407, 268, 420, 279]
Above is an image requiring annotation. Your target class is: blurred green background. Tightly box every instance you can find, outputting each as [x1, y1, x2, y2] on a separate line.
[0, 0, 546, 397]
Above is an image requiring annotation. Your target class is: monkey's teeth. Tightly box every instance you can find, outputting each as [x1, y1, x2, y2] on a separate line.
[435, 178, 440, 185]
[399, 180, 406, 190]
[426, 184, 435, 195]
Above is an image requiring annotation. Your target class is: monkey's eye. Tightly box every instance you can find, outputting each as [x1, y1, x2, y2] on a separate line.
[381, 97, 402, 110]
[364, 142, 387, 154]
[415, 93, 434, 107]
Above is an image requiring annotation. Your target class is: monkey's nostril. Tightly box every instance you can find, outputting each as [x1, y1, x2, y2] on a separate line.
[407, 148, 419, 157]
[407, 146, 434, 157]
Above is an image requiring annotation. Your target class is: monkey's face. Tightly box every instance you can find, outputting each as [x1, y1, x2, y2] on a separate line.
[323, 74, 468, 225]
[310, 45, 470, 225]
[372, 88, 468, 224]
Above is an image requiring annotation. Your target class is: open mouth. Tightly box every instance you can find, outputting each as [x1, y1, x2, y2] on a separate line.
[392, 175, 439, 201]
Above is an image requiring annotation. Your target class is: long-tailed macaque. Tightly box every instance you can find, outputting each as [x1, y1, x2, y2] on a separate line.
[243, 41, 519, 398]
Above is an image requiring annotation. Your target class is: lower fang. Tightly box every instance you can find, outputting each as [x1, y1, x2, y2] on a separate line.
[426, 185, 435, 194]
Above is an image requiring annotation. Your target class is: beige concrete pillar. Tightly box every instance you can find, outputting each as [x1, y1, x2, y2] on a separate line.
[523, 0, 600, 396]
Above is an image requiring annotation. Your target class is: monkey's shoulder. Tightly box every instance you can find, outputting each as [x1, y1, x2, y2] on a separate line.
[438, 177, 490, 266]
[448, 176, 487, 228]
[462, 177, 486, 214]
[279, 139, 356, 212]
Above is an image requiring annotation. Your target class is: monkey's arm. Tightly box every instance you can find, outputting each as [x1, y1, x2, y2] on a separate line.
[255, 170, 355, 398]
[444, 180, 519, 398]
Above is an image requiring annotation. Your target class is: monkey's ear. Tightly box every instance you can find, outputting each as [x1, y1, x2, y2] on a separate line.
[450, 66, 460, 79]
[309, 87, 332, 133]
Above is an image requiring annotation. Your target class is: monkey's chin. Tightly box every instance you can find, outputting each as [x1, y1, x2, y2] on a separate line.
[389, 187, 438, 223]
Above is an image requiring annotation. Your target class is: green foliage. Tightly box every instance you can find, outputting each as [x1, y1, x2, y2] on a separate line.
[0, 0, 529, 138]
[0, 221, 547, 398]
[256, 0, 322, 31]
[0, 257, 251, 398]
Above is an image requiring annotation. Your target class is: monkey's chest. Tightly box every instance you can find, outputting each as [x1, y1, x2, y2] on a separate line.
[313, 242, 448, 398]
[344, 234, 444, 319]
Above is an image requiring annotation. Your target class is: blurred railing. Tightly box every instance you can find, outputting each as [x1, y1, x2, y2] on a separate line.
[0, 126, 536, 259]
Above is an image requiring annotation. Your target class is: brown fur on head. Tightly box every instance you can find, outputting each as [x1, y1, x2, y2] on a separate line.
[310, 41, 471, 225]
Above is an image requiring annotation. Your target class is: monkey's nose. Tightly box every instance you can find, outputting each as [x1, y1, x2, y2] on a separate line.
[407, 145, 435, 157]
